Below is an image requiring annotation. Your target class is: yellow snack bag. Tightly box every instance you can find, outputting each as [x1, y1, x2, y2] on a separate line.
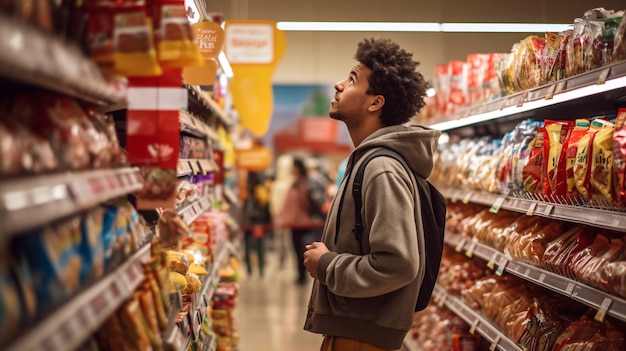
[590, 120, 615, 204]
[112, 7, 162, 76]
[189, 262, 208, 275]
[151, 0, 203, 67]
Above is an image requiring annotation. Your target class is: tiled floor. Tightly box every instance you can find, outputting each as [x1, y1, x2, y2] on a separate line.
[233, 236, 323, 351]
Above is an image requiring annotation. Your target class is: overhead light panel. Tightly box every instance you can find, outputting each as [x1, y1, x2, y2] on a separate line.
[276, 21, 571, 33]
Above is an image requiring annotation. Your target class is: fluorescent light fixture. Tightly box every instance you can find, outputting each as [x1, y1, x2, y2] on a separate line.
[218, 51, 234, 78]
[276, 21, 571, 33]
[277, 21, 440, 32]
[440, 23, 571, 33]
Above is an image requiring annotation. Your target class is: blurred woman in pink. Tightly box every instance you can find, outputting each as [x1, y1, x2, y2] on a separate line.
[276, 157, 324, 284]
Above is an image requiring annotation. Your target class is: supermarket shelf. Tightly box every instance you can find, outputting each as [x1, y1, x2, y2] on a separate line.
[185, 84, 233, 126]
[445, 232, 626, 323]
[165, 241, 234, 351]
[432, 285, 523, 351]
[428, 61, 626, 132]
[5, 243, 152, 351]
[177, 159, 219, 177]
[0, 13, 127, 106]
[177, 197, 212, 225]
[440, 186, 626, 233]
[0, 167, 143, 239]
[180, 110, 218, 140]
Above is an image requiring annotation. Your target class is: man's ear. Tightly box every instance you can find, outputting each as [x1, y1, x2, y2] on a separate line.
[368, 95, 385, 112]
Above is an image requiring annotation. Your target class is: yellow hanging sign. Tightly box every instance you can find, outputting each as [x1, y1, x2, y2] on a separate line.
[224, 20, 286, 137]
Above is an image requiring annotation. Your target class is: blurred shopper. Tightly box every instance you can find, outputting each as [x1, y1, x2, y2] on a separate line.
[277, 157, 325, 284]
[241, 171, 272, 277]
[269, 154, 295, 267]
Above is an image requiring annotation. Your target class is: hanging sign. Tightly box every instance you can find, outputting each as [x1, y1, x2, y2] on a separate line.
[224, 20, 286, 137]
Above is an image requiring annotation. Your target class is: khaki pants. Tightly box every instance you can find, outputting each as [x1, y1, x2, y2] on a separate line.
[320, 336, 398, 351]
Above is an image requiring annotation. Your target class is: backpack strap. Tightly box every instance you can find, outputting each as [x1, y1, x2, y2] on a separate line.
[351, 148, 413, 251]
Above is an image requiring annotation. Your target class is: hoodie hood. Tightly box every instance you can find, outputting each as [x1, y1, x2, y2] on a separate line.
[351, 124, 441, 179]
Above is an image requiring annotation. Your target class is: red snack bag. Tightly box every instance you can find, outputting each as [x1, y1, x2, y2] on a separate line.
[565, 119, 591, 201]
[5, 94, 90, 171]
[466, 53, 489, 105]
[447, 60, 469, 114]
[522, 125, 546, 195]
[543, 120, 572, 199]
[613, 108, 626, 206]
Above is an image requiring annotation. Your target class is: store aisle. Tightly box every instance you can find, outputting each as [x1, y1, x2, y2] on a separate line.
[234, 236, 323, 351]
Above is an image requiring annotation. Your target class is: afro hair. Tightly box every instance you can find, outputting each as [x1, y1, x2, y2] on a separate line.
[355, 38, 427, 126]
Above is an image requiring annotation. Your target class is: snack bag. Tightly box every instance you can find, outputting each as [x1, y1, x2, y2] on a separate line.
[112, 1, 162, 76]
[466, 53, 489, 105]
[512, 120, 541, 192]
[574, 120, 604, 202]
[613, 109, 626, 206]
[565, 18, 586, 77]
[590, 119, 615, 205]
[149, 0, 203, 67]
[15, 219, 83, 315]
[433, 63, 450, 116]
[78, 208, 106, 286]
[611, 16, 626, 63]
[544, 120, 572, 199]
[521, 126, 546, 195]
[514, 36, 544, 91]
[541, 31, 570, 84]
[565, 119, 591, 201]
[447, 60, 470, 114]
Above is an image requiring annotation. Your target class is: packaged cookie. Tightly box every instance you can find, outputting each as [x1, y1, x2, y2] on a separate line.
[590, 119, 615, 205]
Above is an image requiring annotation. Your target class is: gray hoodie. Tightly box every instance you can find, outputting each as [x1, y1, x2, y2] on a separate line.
[303, 124, 441, 350]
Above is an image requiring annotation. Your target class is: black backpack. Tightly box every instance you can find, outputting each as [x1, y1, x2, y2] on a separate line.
[348, 147, 446, 312]
[307, 174, 327, 220]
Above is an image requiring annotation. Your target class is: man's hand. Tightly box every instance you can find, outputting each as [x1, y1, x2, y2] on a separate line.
[303, 242, 329, 279]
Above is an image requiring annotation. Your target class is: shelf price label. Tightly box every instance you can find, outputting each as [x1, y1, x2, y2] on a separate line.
[545, 83, 557, 100]
[455, 238, 467, 253]
[495, 258, 508, 276]
[544, 204, 555, 215]
[469, 319, 479, 334]
[516, 91, 528, 108]
[597, 67, 611, 85]
[462, 191, 473, 204]
[487, 252, 499, 270]
[566, 282, 576, 295]
[489, 336, 501, 351]
[526, 202, 537, 216]
[595, 298, 613, 322]
[489, 196, 505, 213]
[554, 81, 566, 95]
[466, 239, 477, 258]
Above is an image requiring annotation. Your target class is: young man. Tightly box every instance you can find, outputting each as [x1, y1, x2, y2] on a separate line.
[302, 38, 441, 350]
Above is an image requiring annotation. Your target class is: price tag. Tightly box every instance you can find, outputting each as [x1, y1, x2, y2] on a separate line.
[455, 238, 467, 253]
[487, 252, 498, 270]
[68, 179, 93, 206]
[466, 240, 477, 258]
[544, 204, 554, 215]
[88, 177, 107, 196]
[437, 294, 447, 308]
[554, 81, 566, 95]
[124, 264, 144, 290]
[545, 83, 557, 100]
[594, 297, 613, 322]
[566, 282, 576, 295]
[524, 267, 531, 276]
[526, 202, 537, 216]
[110, 279, 125, 300]
[597, 67, 611, 85]
[516, 91, 528, 107]
[489, 336, 501, 351]
[489, 196, 505, 213]
[538, 273, 546, 283]
[499, 96, 510, 110]
[462, 191, 473, 204]
[90, 291, 110, 316]
[469, 319, 479, 334]
[495, 258, 508, 276]
[105, 174, 120, 191]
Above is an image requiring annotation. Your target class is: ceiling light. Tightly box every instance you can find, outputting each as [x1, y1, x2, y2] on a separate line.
[276, 21, 571, 33]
